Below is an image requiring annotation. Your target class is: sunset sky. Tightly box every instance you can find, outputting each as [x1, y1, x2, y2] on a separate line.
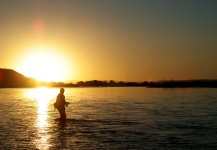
[0, 0, 217, 82]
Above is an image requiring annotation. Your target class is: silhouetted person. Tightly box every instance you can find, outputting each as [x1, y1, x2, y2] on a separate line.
[54, 88, 69, 120]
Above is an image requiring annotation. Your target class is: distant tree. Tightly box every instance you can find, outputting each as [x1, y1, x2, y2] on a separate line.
[77, 81, 85, 86]
[109, 80, 115, 86]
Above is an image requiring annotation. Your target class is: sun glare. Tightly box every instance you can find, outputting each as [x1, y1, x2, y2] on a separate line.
[25, 87, 56, 149]
[17, 46, 71, 82]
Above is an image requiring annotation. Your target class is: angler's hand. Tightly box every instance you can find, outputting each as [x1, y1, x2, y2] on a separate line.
[66, 102, 70, 107]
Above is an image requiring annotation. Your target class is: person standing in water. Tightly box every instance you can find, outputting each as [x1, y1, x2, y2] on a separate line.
[54, 88, 69, 120]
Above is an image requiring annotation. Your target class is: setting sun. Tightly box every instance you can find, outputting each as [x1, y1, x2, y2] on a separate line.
[16, 46, 72, 82]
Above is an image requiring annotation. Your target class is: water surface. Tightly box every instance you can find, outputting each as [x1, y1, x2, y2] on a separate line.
[0, 87, 217, 149]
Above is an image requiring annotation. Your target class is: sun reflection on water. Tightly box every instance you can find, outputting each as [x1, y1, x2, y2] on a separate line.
[26, 87, 57, 149]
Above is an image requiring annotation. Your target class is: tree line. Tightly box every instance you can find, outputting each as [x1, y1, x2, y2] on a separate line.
[42, 80, 217, 88]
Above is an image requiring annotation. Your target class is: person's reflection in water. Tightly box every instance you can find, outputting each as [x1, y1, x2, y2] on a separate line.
[54, 88, 69, 120]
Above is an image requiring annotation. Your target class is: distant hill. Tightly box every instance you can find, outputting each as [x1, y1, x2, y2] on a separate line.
[0, 68, 39, 87]
[0, 68, 217, 88]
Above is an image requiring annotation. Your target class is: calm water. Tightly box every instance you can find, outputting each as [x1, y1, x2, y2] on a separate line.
[0, 87, 217, 149]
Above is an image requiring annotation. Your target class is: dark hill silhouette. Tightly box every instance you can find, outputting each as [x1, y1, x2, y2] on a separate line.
[0, 68, 38, 87]
[0, 68, 217, 88]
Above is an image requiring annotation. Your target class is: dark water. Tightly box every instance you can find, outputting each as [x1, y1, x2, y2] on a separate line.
[0, 87, 217, 149]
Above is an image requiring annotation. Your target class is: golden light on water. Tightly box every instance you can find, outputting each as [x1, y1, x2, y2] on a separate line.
[36, 88, 50, 128]
[26, 87, 57, 149]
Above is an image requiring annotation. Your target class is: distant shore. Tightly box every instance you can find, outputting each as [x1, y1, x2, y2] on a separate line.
[37, 79, 217, 88]
[1, 68, 217, 88]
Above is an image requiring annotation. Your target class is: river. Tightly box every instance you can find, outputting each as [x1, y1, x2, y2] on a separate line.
[0, 87, 217, 149]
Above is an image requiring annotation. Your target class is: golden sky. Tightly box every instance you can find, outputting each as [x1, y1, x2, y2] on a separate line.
[1, 1, 217, 82]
